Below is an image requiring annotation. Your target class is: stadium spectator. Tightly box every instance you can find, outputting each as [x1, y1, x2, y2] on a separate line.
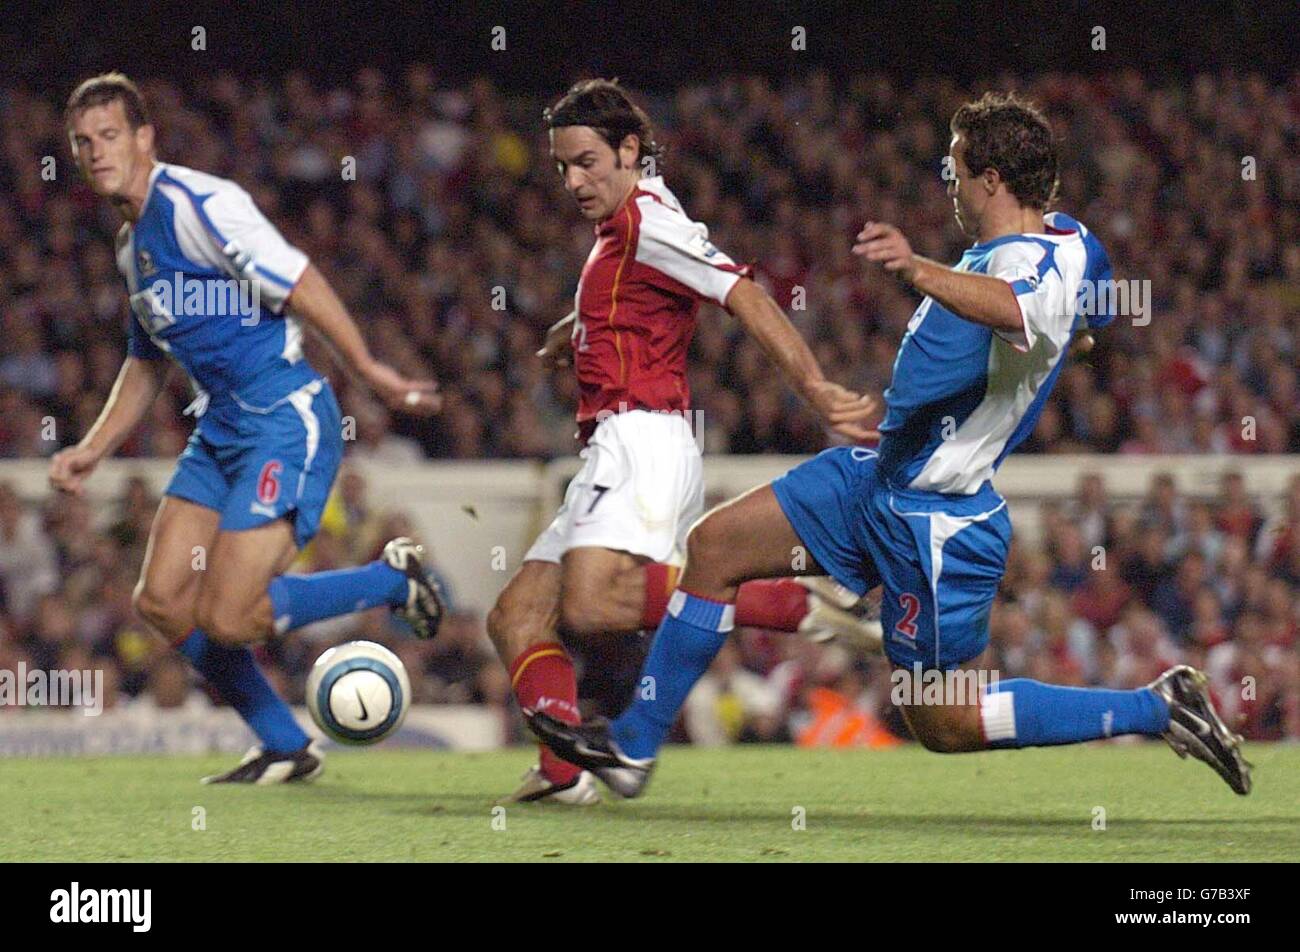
[684, 640, 784, 746]
[0, 481, 59, 624]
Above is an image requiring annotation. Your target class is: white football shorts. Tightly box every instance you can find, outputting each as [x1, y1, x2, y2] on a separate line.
[525, 409, 704, 564]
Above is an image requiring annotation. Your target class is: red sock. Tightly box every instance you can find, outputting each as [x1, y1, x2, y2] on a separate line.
[643, 565, 809, 633]
[508, 641, 580, 785]
[735, 578, 810, 631]
[642, 563, 681, 629]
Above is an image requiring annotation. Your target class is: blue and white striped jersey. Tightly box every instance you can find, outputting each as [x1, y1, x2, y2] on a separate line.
[114, 162, 319, 416]
[877, 211, 1113, 495]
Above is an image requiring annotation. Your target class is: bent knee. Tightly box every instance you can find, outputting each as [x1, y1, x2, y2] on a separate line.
[194, 601, 254, 646]
[488, 593, 556, 655]
[683, 515, 749, 587]
[558, 592, 607, 638]
[485, 603, 508, 644]
[685, 514, 729, 565]
[486, 602, 525, 649]
[132, 584, 193, 642]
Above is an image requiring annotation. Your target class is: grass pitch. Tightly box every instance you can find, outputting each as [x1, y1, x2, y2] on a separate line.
[6, 743, 1297, 862]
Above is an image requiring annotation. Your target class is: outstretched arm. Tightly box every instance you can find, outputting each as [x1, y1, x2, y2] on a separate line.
[723, 277, 879, 442]
[49, 356, 169, 494]
[287, 263, 441, 415]
[853, 222, 1023, 333]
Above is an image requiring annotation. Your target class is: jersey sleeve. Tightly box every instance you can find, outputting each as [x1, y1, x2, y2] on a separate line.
[194, 182, 310, 314]
[116, 226, 167, 361]
[634, 197, 750, 306]
[985, 240, 1073, 354]
[1080, 232, 1115, 331]
[126, 309, 166, 361]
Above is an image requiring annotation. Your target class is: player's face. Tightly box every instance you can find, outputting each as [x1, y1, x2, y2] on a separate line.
[550, 126, 641, 221]
[947, 134, 985, 238]
[69, 100, 153, 200]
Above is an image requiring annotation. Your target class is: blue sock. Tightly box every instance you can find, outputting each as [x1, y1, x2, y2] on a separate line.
[981, 678, 1170, 748]
[177, 630, 308, 754]
[267, 560, 408, 634]
[612, 591, 733, 760]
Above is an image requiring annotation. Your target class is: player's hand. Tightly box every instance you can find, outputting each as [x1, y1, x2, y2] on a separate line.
[48, 444, 102, 496]
[362, 361, 442, 416]
[807, 380, 881, 443]
[537, 311, 577, 366]
[853, 222, 918, 283]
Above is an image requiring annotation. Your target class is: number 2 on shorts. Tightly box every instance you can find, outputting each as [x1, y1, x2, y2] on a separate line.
[896, 592, 921, 638]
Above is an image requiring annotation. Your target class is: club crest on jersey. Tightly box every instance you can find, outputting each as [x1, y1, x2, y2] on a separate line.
[137, 249, 157, 278]
[689, 232, 720, 258]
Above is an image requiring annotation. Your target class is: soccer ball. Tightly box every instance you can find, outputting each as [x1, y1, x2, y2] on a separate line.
[306, 641, 411, 745]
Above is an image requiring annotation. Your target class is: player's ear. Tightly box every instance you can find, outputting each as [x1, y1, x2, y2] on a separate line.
[619, 133, 641, 169]
[136, 122, 156, 155]
[983, 166, 1001, 195]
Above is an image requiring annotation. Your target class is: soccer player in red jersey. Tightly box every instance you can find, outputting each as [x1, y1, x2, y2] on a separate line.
[491, 80, 881, 803]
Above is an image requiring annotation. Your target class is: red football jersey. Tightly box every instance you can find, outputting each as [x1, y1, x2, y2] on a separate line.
[571, 176, 749, 435]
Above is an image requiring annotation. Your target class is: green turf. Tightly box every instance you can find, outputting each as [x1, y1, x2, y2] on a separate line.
[4, 743, 1297, 861]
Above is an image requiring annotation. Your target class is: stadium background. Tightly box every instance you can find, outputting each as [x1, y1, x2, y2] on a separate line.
[0, 1, 1297, 752]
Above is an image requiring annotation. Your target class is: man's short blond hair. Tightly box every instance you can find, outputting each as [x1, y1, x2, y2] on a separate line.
[66, 72, 151, 131]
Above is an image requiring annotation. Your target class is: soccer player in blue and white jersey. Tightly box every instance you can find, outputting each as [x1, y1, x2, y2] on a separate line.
[529, 92, 1251, 798]
[48, 73, 445, 783]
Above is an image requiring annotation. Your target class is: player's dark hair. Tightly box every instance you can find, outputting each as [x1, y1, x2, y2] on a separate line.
[544, 79, 661, 165]
[950, 92, 1058, 209]
[65, 72, 151, 131]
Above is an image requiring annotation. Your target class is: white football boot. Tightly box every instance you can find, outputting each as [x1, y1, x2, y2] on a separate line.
[498, 765, 601, 805]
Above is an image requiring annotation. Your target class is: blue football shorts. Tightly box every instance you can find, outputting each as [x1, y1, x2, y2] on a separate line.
[772, 446, 1012, 671]
[164, 377, 344, 550]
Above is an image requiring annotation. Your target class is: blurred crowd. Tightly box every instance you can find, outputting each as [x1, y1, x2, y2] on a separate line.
[1, 467, 1296, 742]
[0, 68, 1298, 459]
